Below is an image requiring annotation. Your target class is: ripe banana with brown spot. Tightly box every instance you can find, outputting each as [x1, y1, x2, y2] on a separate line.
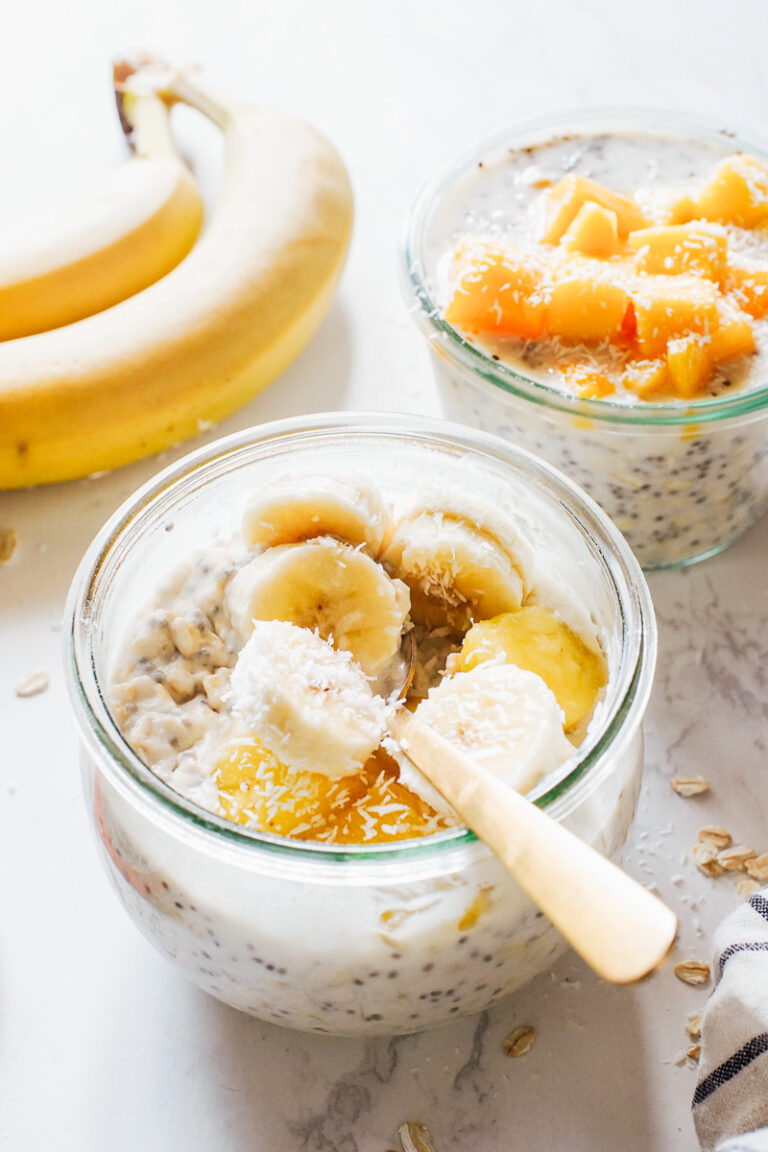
[0, 58, 353, 488]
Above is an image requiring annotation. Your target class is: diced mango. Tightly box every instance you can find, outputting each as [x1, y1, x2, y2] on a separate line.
[445, 244, 548, 338]
[696, 153, 768, 227]
[666, 334, 714, 398]
[628, 223, 727, 281]
[545, 257, 631, 343]
[632, 275, 719, 357]
[561, 364, 615, 398]
[217, 741, 445, 843]
[560, 202, 621, 258]
[724, 262, 768, 318]
[622, 358, 669, 398]
[452, 606, 607, 730]
[541, 174, 647, 244]
[710, 298, 756, 362]
[665, 194, 697, 225]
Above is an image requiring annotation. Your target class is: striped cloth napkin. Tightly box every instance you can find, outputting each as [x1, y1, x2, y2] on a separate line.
[694, 889, 768, 1151]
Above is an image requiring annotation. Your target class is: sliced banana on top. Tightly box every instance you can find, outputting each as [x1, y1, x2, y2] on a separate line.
[229, 621, 387, 778]
[414, 663, 573, 796]
[382, 503, 529, 631]
[225, 536, 410, 676]
[242, 473, 393, 556]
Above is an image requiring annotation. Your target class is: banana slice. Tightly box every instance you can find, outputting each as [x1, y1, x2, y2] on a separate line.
[229, 621, 387, 778]
[226, 537, 410, 676]
[414, 663, 573, 795]
[382, 505, 528, 631]
[242, 473, 392, 556]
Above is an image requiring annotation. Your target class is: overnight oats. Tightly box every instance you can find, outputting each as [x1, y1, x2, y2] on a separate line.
[66, 414, 655, 1036]
[403, 111, 768, 568]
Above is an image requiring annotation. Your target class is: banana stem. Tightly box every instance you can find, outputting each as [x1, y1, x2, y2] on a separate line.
[114, 56, 236, 136]
[163, 70, 235, 131]
[121, 91, 182, 160]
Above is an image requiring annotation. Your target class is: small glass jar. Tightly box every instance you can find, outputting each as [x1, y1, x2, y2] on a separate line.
[65, 413, 655, 1036]
[402, 110, 768, 569]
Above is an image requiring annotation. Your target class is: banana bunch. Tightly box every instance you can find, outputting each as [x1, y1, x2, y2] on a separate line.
[0, 58, 353, 488]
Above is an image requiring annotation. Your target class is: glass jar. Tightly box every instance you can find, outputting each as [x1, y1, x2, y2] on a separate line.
[402, 110, 768, 569]
[65, 413, 655, 1035]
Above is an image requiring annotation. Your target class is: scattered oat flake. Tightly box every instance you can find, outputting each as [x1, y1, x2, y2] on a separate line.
[717, 844, 757, 872]
[745, 854, 768, 883]
[672, 776, 710, 797]
[691, 842, 723, 877]
[15, 671, 49, 698]
[398, 1121, 436, 1152]
[0, 528, 18, 564]
[698, 826, 731, 850]
[503, 1024, 536, 1058]
[687, 1043, 701, 1062]
[687, 1011, 703, 1038]
[674, 960, 711, 986]
[738, 877, 761, 898]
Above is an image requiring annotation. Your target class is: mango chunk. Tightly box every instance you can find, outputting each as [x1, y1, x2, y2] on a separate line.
[666, 334, 714, 398]
[217, 741, 444, 843]
[561, 202, 621, 258]
[628, 223, 727, 281]
[665, 194, 697, 226]
[453, 606, 606, 730]
[541, 174, 647, 244]
[545, 258, 630, 343]
[724, 262, 768, 318]
[561, 364, 615, 398]
[445, 244, 548, 338]
[622, 358, 669, 398]
[710, 298, 755, 362]
[632, 275, 719, 357]
[696, 154, 768, 227]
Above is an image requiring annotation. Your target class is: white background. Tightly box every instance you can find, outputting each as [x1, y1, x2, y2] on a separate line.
[2, 1, 768, 1149]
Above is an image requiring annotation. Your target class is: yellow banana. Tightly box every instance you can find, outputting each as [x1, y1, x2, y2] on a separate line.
[0, 58, 353, 488]
[0, 76, 202, 341]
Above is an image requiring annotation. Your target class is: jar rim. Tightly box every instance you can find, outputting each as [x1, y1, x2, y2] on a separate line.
[65, 412, 656, 865]
[402, 106, 768, 428]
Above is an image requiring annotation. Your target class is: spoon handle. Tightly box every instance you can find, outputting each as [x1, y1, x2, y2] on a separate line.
[391, 710, 677, 984]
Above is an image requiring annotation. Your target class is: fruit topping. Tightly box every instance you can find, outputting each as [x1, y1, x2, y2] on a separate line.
[450, 606, 606, 731]
[442, 151, 768, 400]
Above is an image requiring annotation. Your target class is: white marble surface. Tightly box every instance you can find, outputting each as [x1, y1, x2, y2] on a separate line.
[3, 1, 768, 1148]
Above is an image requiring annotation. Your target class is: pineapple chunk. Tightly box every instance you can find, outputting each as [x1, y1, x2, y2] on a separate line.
[628, 222, 727, 281]
[696, 154, 768, 227]
[632, 275, 719, 357]
[561, 364, 615, 399]
[710, 298, 755, 362]
[724, 262, 768, 318]
[445, 244, 548, 338]
[560, 202, 621, 258]
[541, 174, 647, 244]
[217, 740, 444, 843]
[666, 334, 714, 398]
[545, 257, 630, 342]
[623, 358, 669, 398]
[452, 606, 606, 730]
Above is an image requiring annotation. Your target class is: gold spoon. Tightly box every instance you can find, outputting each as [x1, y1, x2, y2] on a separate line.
[389, 636, 677, 985]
